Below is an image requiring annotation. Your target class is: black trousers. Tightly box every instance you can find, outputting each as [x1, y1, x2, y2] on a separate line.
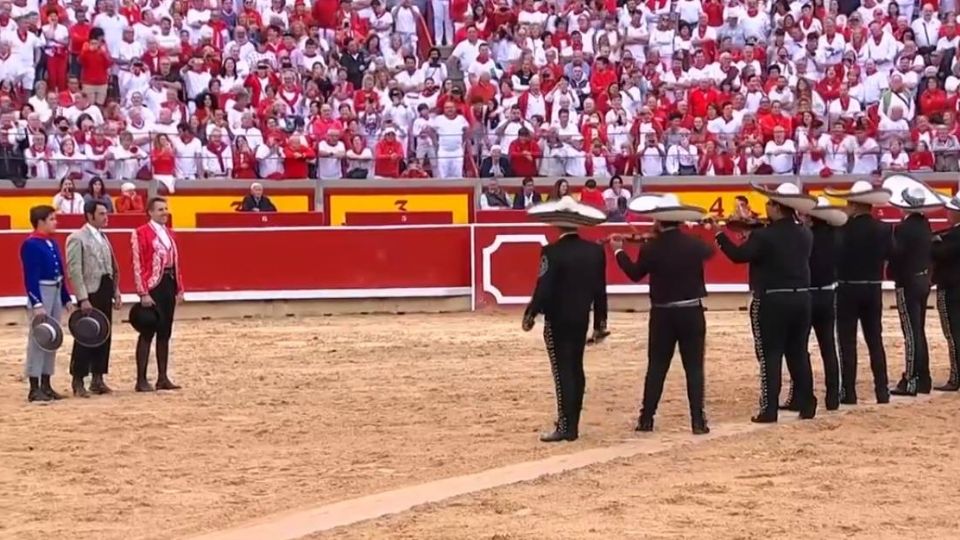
[69, 275, 114, 377]
[837, 284, 889, 401]
[640, 305, 706, 422]
[895, 274, 931, 388]
[543, 319, 587, 435]
[811, 289, 841, 403]
[136, 272, 177, 380]
[750, 292, 814, 417]
[936, 287, 960, 386]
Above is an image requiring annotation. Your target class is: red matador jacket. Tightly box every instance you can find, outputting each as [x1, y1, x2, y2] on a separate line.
[131, 224, 185, 296]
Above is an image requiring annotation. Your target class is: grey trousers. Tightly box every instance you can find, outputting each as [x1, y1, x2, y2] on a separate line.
[25, 282, 64, 378]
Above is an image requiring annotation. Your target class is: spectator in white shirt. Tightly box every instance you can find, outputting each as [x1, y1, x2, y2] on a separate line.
[316, 129, 346, 180]
[430, 101, 469, 179]
[638, 135, 666, 176]
[764, 126, 797, 174]
[851, 125, 881, 174]
[53, 178, 85, 214]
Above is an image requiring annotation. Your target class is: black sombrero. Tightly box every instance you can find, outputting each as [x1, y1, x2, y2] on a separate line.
[883, 174, 946, 213]
[69, 308, 111, 348]
[824, 180, 892, 206]
[751, 182, 817, 213]
[31, 314, 64, 352]
[128, 303, 160, 334]
[628, 193, 707, 222]
[527, 196, 607, 228]
[807, 196, 848, 227]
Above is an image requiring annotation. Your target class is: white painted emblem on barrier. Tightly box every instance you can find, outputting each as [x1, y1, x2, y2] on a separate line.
[482, 234, 549, 304]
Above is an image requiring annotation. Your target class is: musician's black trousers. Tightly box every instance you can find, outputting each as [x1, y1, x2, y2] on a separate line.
[895, 275, 931, 387]
[750, 292, 814, 417]
[936, 287, 960, 385]
[543, 319, 587, 434]
[837, 284, 888, 401]
[811, 289, 841, 402]
[640, 306, 706, 423]
[70, 275, 114, 377]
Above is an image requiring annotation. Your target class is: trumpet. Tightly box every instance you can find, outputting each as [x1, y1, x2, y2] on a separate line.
[696, 216, 770, 230]
[600, 232, 656, 244]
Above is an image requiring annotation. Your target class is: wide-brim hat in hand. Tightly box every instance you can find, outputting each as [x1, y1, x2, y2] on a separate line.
[751, 182, 817, 213]
[628, 193, 707, 222]
[69, 308, 111, 348]
[128, 303, 160, 334]
[527, 195, 607, 228]
[31, 314, 64, 352]
[824, 180, 892, 206]
[807, 196, 848, 227]
[883, 174, 946, 212]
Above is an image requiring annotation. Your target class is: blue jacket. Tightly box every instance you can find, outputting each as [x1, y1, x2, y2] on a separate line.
[20, 235, 71, 308]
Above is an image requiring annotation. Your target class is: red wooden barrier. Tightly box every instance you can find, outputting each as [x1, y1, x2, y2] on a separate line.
[0, 215, 9, 230]
[195, 212, 326, 228]
[343, 212, 454, 225]
[56, 213, 165, 229]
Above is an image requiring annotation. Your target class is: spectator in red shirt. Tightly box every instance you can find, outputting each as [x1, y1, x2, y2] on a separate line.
[115, 182, 145, 214]
[400, 157, 431, 178]
[232, 137, 258, 179]
[374, 129, 404, 177]
[508, 127, 541, 177]
[78, 35, 111, 105]
[579, 179, 606, 211]
[281, 134, 315, 179]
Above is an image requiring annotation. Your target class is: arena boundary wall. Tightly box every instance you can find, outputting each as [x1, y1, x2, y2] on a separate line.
[0, 224, 920, 324]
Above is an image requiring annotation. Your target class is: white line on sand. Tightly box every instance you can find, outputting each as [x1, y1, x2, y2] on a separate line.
[185, 393, 943, 540]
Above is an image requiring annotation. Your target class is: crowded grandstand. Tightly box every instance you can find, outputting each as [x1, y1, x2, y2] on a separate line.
[0, 0, 956, 194]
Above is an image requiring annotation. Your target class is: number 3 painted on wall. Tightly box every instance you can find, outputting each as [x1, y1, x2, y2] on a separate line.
[709, 197, 724, 216]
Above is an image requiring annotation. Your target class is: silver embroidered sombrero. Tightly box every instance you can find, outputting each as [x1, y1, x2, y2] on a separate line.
[824, 180, 892, 206]
[627, 193, 707, 222]
[527, 195, 607, 228]
[751, 182, 818, 213]
[883, 174, 946, 212]
[807, 196, 848, 226]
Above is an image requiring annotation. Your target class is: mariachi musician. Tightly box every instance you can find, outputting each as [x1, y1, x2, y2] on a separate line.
[609, 194, 713, 435]
[523, 196, 609, 443]
[882, 175, 944, 396]
[823, 181, 893, 405]
[932, 194, 960, 392]
[782, 197, 848, 412]
[715, 183, 818, 423]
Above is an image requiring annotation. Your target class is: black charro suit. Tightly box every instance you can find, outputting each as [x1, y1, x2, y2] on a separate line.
[524, 232, 608, 439]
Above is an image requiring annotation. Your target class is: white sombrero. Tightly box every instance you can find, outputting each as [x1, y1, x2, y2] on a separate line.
[824, 180, 892, 206]
[627, 193, 707, 222]
[883, 174, 945, 212]
[527, 195, 607, 228]
[751, 182, 817, 212]
[807, 196, 848, 226]
[944, 193, 960, 212]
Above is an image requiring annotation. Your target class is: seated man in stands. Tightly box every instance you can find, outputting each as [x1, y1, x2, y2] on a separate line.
[240, 183, 278, 213]
[480, 179, 512, 209]
[511, 177, 542, 209]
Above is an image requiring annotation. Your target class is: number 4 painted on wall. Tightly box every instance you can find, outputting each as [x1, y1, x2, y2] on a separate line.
[709, 197, 724, 216]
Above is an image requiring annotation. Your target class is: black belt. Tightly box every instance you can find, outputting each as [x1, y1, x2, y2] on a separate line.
[838, 280, 882, 285]
[809, 283, 837, 291]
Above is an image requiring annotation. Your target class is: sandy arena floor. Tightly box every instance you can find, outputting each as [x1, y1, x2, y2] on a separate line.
[0, 309, 956, 540]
